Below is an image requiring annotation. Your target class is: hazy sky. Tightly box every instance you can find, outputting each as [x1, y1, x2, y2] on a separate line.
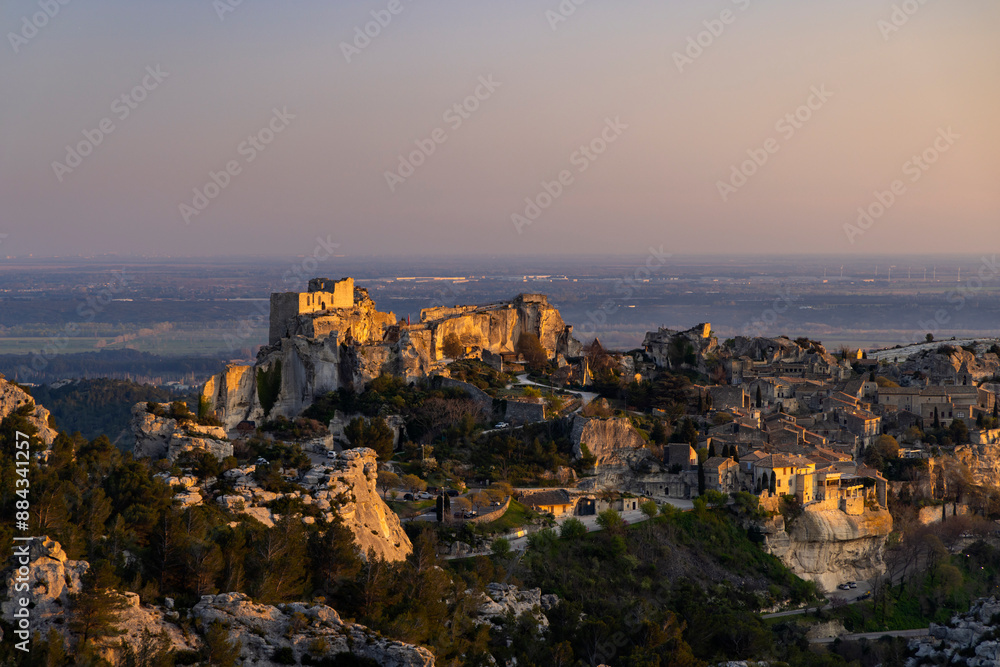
[2, 0, 998, 258]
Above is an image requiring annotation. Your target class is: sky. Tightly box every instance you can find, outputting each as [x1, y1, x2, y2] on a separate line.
[1, 0, 998, 258]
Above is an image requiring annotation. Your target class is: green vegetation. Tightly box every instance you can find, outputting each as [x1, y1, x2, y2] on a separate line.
[256, 360, 283, 417]
[26, 378, 182, 441]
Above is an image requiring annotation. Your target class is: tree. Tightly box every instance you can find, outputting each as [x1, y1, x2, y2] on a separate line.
[926, 333, 935, 343]
[650, 420, 668, 445]
[697, 461, 706, 495]
[69, 560, 127, 647]
[401, 474, 427, 495]
[560, 517, 588, 539]
[491, 537, 511, 560]
[344, 417, 395, 461]
[640, 500, 659, 519]
[596, 508, 625, 534]
[203, 621, 241, 667]
[376, 471, 399, 499]
[516, 332, 548, 372]
[442, 332, 463, 358]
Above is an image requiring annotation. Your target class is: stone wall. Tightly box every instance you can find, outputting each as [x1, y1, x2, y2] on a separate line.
[505, 399, 545, 425]
[469, 496, 511, 524]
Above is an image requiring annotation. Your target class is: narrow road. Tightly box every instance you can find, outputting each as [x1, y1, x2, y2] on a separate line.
[514, 374, 598, 412]
[809, 628, 930, 644]
[762, 582, 872, 619]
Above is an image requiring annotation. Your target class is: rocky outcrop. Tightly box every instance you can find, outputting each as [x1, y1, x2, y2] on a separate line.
[0, 377, 57, 445]
[908, 597, 1000, 667]
[571, 415, 653, 490]
[202, 282, 580, 432]
[472, 583, 559, 632]
[761, 506, 893, 593]
[299, 448, 413, 561]
[193, 592, 434, 667]
[2, 538, 431, 666]
[129, 403, 232, 461]
[643, 323, 717, 372]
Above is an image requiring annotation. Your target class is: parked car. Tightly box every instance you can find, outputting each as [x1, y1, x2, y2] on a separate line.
[255, 458, 268, 466]
[326, 450, 337, 458]
[494, 422, 510, 429]
[848, 582, 858, 589]
[446, 489, 459, 497]
[403, 493, 414, 501]
[837, 584, 850, 590]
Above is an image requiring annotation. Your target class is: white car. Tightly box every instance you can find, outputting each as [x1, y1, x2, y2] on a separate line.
[326, 450, 338, 458]
[494, 422, 510, 429]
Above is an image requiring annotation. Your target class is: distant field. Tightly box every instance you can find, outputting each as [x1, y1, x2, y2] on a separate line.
[2, 254, 998, 358]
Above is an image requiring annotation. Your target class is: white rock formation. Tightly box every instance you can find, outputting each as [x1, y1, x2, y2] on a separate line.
[571, 415, 654, 490]
[4, 538, 433, 666]
[129, 403, 233, 461]
[761, 506, 893, 592]
[193, 592, 434, 667]
[0, 378, 58, 445]
[908, 597, 1000, 667]
[299, 448, 413, 562]
[472, 583, 559, 632]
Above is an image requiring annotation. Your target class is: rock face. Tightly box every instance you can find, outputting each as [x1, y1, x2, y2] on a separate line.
[571, 415, 653, 490]
[472, 583, 559, 632]
[193, 592, 434, 667]
[0, 378, 57, 445]
[299, 448, 413, 562]
[3, 538, 431, 666]
[907, 597, 1000, 667]
[761, 506, 893, 593]
[129, 403, 233, 461]
[202, 281, 581, 431]
[643, 323, 717, 372]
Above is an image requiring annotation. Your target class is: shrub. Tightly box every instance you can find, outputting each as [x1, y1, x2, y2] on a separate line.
[560, 517, 588, 539]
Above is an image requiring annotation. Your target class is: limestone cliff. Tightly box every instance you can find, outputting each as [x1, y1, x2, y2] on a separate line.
[129, 402, 233, 461]
[2, 537, 431, 666]
[203, 282, 580, 432]
[907, 597, 1000, 667]
[571, 415, 653, 490]
[299, 448, 413, 562]
[761, 506, 893, 593]
[0, 377, 57, 445]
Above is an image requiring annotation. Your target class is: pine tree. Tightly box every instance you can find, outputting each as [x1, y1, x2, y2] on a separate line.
[69, 561, 127, 647]
[203, 622, 241, 667]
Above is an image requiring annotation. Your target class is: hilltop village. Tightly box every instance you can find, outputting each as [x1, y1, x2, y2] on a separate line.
[8, 277, 1000, 665]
